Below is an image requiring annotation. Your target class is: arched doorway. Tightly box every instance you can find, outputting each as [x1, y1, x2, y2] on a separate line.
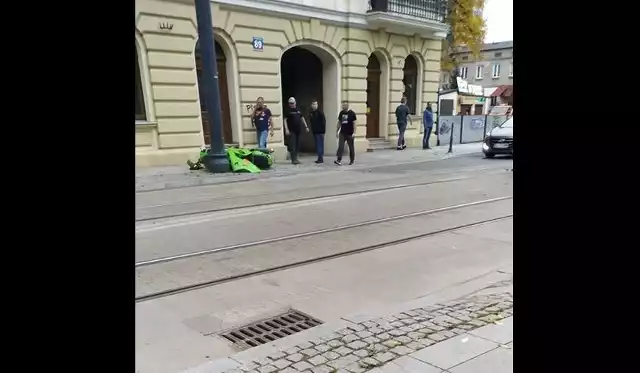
[280, 44, 340, 155]
[281, 47, 322, 153]
[402, 55, 419, 115]
[195, 40, 233, 145]
[366, 54, 381, 138]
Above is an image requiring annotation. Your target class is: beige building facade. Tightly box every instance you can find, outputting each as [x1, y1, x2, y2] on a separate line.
[135, 0, 448, 167]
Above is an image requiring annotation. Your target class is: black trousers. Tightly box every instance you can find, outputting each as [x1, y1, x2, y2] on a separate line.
[336, 133, 355, 162]
[288, 132, 301, 162]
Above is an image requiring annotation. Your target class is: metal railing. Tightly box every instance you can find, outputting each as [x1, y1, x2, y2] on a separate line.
[368, 0, 447, 22]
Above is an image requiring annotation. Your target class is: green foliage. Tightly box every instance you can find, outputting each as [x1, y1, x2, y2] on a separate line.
[441, 0, 488, 71]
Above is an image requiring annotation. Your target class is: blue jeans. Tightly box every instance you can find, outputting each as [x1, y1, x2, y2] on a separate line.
[423, 127, 433, 148]
[314, 133, 325, 160]
[397, 123, 407, 148]
[256, 130, 268, 149]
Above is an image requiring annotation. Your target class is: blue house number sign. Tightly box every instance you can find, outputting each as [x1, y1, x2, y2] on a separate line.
[252, 37, 264, 51]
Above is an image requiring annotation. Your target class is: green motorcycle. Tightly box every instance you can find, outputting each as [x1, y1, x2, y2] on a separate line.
[187, 147, 274, 173]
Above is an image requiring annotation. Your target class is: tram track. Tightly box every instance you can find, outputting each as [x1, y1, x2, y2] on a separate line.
[136, 165, 507, 222]
[135, 196, 512, 302]
[135, 177, 465, 223]
[136, 196, 511, 267]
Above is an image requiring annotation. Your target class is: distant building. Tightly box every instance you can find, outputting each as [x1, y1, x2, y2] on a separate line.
[441, 41, 513, 90]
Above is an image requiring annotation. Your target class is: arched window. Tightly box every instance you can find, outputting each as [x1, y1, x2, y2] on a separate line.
[402, 55, 418, 115]
[135, 45, 146, 121]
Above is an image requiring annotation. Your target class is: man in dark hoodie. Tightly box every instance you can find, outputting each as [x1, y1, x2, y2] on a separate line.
[309, 100, 326, 163]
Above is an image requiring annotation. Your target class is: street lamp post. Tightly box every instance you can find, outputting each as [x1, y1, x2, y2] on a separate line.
[194, 0, 230, 173]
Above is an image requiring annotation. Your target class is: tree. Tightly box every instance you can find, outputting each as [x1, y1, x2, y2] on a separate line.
[441, 0, 487, 73]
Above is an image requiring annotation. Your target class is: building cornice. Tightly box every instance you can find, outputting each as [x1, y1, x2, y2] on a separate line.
[214, 0, 371, 27]
[157, 0, 448, 39]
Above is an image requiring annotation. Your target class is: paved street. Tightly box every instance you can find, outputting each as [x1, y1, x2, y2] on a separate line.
[183, 288, 513, 373]
[135, 144, 484, 192]
[135, 149, 513, 373]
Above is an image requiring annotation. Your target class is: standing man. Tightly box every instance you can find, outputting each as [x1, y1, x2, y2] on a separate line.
[283, 97, 309, 164]
[335, 101, 357, 166]
[309, 100, 326, 164]
[422, 104, 434, 150]
[395, 97, 412, 150]
[251, 96, 273, 149]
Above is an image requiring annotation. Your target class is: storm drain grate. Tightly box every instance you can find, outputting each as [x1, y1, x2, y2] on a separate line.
[219, 310, 323, 349]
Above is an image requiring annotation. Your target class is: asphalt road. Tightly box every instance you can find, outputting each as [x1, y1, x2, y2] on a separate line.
[135, 154, 512, 263]
[136, 154, 512, 219]
[135, 153, 513, 373]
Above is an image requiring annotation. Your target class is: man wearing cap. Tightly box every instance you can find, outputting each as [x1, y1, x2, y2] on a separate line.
[283, 97, 309, 164]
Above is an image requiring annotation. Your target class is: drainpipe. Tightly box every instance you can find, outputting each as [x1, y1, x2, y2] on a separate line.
[194, 0, 230, 173]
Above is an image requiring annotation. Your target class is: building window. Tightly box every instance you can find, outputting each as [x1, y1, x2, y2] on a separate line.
[135, 47, 147, 121]
[494, 52, 502, 58]
[509, 63, 513, 77]
[492, 63, 501, 78]
[402, 55, 419, 115]
[460, 66, 468, 79]
[475, 65, 483, 79]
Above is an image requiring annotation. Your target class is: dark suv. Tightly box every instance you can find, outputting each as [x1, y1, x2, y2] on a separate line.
[482, 117, 513, 158]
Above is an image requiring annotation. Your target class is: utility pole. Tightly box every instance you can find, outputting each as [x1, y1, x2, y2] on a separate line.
[194, 0, 230, 173]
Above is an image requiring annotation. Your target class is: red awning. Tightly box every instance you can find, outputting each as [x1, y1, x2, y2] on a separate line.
[490, 85, 512, 97]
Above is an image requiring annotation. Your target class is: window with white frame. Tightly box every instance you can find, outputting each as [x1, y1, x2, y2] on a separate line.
[475, 65, 483, 79]
[509, 63, 513, 77]
[492, 63, 501, 78]
[460, 66, 468, 79]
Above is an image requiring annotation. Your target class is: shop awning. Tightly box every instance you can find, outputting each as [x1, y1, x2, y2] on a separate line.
[490, 85, 512, 97]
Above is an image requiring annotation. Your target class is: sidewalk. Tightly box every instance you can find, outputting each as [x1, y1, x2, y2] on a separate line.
[182, 280, 513, 373]
[136, 143, 482, 192]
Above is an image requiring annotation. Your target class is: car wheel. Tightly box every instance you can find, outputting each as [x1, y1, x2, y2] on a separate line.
[484, 153, 495, 159]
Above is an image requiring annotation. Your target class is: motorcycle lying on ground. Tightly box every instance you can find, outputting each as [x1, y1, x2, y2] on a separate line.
[187, 147, 274, 173]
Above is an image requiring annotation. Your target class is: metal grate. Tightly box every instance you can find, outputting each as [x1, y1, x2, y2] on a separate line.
[219, 310, 323, 349]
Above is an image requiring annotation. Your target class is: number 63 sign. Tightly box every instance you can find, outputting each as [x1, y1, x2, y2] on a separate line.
[252, 37, 264, 51]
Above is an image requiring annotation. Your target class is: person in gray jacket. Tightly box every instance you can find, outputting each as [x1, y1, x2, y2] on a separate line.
[395, 97, 412, 150]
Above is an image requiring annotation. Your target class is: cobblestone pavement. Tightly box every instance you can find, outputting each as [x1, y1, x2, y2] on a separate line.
[214, 291, 513, 373]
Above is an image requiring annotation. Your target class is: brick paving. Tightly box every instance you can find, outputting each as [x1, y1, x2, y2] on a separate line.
[219, 291, 513, 373]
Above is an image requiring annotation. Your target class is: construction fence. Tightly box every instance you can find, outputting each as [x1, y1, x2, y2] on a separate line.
[436, 115, 510, 146]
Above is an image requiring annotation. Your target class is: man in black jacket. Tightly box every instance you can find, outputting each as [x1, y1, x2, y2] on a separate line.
[335, 100, 357, 166]
[309, 100, 326, 163]
[283, 97, 310, 164]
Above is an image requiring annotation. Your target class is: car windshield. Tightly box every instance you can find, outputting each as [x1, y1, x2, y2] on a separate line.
[501, 118, 513, 128]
